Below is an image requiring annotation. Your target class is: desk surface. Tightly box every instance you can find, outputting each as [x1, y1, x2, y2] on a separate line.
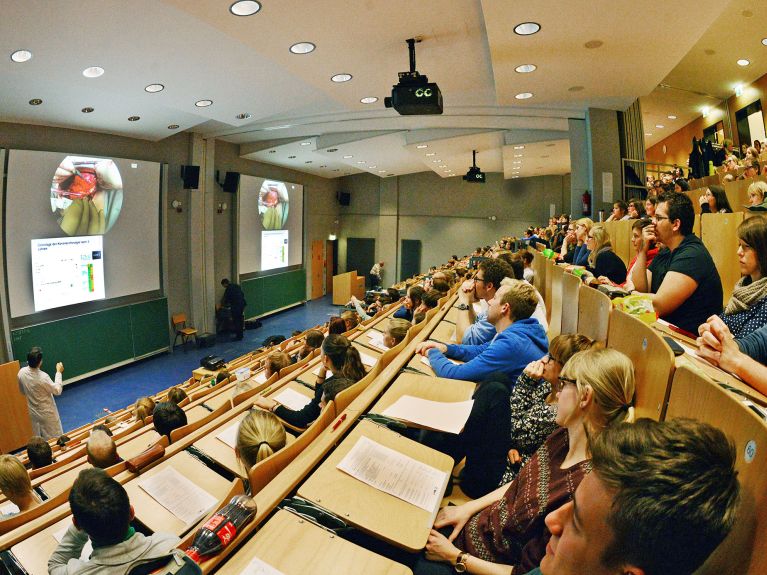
[297, 419, 453, 552]
[216, 510, 412, 575]
[125, 450, 232, 536]
[118, 428, 162, 461]
[406, 353, 436, 377]
[430, 321, 457, 345]
[370, 373, 476, 414]
[12, 515, 73, 575]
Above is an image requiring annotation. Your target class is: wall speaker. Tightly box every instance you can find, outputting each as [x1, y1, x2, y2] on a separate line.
[223, 171, 240, 194]
[338, 191, 351, 206]
[180, 165, 200, 189]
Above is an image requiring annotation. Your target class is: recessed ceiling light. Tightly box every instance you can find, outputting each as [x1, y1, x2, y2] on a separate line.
[145, 83, 164, 93]
[426, 152, 436, 157]
[300, 141, 311, 146]
[343, 155, 353, 159]
[568, 85, 585, 92]
[10, 50, 32, 63]
[432, 160, 440, 163]
[737, 59, 750, 66]
[29, 98, 42, 106]
[417, 144, 428, 149]
[263, 124, 291, 130]
[645, 132, 652, 136]
[667, 115, 677, 120]
[357, 161, 366, 164]
[360, 96, 378, 104]
[327, 148, 338, 152]
[288, 155, 296, 159]
[168, 124, 180, 129]
[514, 22, 541, 35]
[735, 84, 744, 97]
[82, 66, 104, 78]
[369, 165, 377, 168]
[655, 124, 664, 129]
[229, 1, 261, 16]
[512, 176, 519, 179]
[128, 116, 140, 122]
[81, 107, 94, 113]
[514, 145, 525, 150]
[513, 161, 522, 164]
[443, 170, 451, 173]
[439, 165, 447, 168]
[702, 107, 710, 117]
[584, 40, 603, 49]
[195, 99, 213, 107]
[289, 42, 315, 54]
[762, 38, 767, 46]
[515, 64, 537, 73]
[378, 170, 386, 173]
[236, 112, 251, 119]
[514, 154, 523, 158]
[331, 73, 352, 83]
[515, 92, 533, 100]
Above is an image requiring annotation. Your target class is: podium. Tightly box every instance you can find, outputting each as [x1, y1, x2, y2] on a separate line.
[332, 271, 366, 305]
[0, 360, 34, 452]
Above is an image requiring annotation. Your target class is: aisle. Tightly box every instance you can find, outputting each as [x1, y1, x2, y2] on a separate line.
[56, 295, 341, 432]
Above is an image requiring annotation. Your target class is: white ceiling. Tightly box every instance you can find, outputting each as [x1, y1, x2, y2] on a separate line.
[2, 0, 761, 180]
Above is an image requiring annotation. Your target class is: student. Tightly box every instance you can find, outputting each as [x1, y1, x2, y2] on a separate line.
[132, 397, 155, 423]
[520, 251, 534, 282]
[567, 218, 593, 266]
[26, 436, 54, 469]
[0, 455, 41, 516]
[599, 218, 658, 289]
[393, 285, 424, 322]
[626, 198, 645, 219]
[529, 418, 739, 575]
[17, 347, 65, 439]
[165, 386, 187, 406]
[699, 185, 733, 213]
[605, 200, 629, 221]
[584, 225, 627, 285]
[327, 316, 347, 335]
[235, 409, 287, 470]
[86, 430, 122, 469]
[152, 402, 187, 440]
[340, 310, 360, 331]
[296, 329, 324, 361]
[49, 468, 181, 575]
[455, 259, 514, 345]
[384, 318, 411, 348]
[746, 181, 767, 211]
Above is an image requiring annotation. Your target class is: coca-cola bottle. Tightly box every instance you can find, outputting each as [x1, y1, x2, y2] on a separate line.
[185, 495, 257, 562]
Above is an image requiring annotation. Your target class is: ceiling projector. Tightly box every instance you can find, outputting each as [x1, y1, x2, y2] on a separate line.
[384, 38, 443, 115]
[463, 150, 486, 183]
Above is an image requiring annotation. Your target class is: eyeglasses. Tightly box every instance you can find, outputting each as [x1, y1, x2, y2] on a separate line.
[587, 235, 595, 239]
[654, 215, 670, 222]
[474, 277, 486, 283]
[544, 354, 561, 365]
[555, 376, 577, 392]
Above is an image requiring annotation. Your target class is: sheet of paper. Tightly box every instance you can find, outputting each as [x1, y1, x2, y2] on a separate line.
[216, 419, 241, 449]
[421, 355, 459, 367]
[115, 421, 131, 430]
[240, 556, 286, 575]
[312, 366, 332, 379]
[358, 351, 377, 367]
[367, 330, 389, 349]
[0, 502, 19, 516]
[235, 367, 251, 381]
[254, 370, 268, 384]
[138, 466, 218, 525]
[53, 526, 93, 561]
[272, 387, 313, 411]
[382, 396, 475, 434]
[336, 436, 447, 512]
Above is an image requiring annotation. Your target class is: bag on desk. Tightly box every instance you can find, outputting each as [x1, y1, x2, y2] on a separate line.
[200, 355, 225, 370]
[612, 294, 657, 325]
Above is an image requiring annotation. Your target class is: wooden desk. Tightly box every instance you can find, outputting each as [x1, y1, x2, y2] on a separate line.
[216, 510, 412, 575]
[406, 354, 435, 377]
[371, 373, 476, 414]
[430, 321, 457, 345]
[118, 428, 161, 460]
[11, 515, 73, 575]
[39, 462, 87, 499]
[125, 451, 232, 536]
[297, 419, 453, 552]
[444, 306, 458, 324]
[352, 340, 384, 364]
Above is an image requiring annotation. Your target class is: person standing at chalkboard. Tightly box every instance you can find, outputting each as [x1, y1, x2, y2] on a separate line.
[17, 347, 64, 439]
[221, 278, 246, 340]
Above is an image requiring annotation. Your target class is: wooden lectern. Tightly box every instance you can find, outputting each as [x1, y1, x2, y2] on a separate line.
[332, 271, 366, 305]
[0, 360, 34, 452]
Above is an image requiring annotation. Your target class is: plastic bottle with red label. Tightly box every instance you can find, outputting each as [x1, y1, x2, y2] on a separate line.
[185, 494, 257, 563]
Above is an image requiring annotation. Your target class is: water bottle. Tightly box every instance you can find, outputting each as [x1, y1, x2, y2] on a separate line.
[185, 495, 257, 562]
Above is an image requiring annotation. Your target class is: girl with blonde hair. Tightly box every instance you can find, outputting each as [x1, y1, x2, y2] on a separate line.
[235, 409, 287, 470]
[584, 224, 627, 285]
[747, 181, 767, 210]
[133, 397, 155, 423]
[0, 455, 41, 516]
[565, 217, 593, 266]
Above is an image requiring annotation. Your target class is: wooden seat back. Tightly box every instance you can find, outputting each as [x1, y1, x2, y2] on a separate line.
[576, 284, 611, 343]
[170, 403, 230, 443]
[700, 212, 744, 306]
[561, 270, 580, 334]
[548, 263, 565, 339]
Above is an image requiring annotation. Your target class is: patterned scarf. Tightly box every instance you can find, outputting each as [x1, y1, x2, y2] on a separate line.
[725, 276, 767, 314]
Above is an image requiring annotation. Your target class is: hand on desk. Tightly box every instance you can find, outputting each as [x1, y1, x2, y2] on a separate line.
[696, 315, 741, 372]
[253, 396, 278, 412]
[433, 504, 473, 542]
[416, 341, 447, 356]
[425, 529, 460, 564]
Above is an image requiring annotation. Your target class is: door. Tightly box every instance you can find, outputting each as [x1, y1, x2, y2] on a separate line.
[346, 238, 376, 286]
[311, 240, 324, 299]
[325, 239, 337, 293]
[400, 239, 422, 281]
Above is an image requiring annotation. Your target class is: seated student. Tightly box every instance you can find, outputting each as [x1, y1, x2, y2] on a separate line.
[644, 195, 657, 217]
[631, 191, 723, 335]
[605, 200, 629, 222]
[86, 429, 122, 469]
[746, 181, 767, 211]
[318, 376, 355, 409]
[132, 397, 155, 423]
[565, 218, 593, 266]
[295, 329, 324, 362]
[152, 402, 187, 440]
[384, 318, 411, 348]
[417, 281, 548, 384]
[583, 225, 628, 285]
[674, 177, 691, 192]
[740, 160, 760, 180]
[254, 334, 366, 428]
[327, 316, 347, 335]
[718, 216, 767, 337]
[386, 287, 401, 305]
[0, 455, 41, 516]
[340, 310, 360, 331]
[348, 294, 373, 321]
[698, 316, 767, 396]
[235, 409, 287, 470]
[26, 436, 54, 469]
[235, 351, 290, 397]
[416, 348, 635, 574]
[499, 256, 547, 331]
[49, 468, 181, 575]
[392, 285, 424, 322]
[626, 198, 645, 219]
[557, 222, 577, 261]
[699, 184, 733, 213]
[597, 218, 658, 289]
[430, 278, 450, 295]
[165, 386, 187, 406]
[413, 289, 442, 324]
[455, 259, 514, 345]
[529, 418, 740, 575]
[520, 251, 534, 283]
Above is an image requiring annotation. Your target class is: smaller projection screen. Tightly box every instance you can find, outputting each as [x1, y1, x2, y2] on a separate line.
[238, 176, 304, 274]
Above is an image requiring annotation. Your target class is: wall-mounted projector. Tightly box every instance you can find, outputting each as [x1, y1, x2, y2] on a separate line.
[463, 150, 486, 183]
[384, 38, 443, 116]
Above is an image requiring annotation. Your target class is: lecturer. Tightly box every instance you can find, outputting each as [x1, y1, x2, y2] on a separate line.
[18, 347, 64, 439]
[221, 278, 247, 340]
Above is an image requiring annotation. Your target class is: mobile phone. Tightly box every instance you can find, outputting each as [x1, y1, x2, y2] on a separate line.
[662, 336, 685, 356]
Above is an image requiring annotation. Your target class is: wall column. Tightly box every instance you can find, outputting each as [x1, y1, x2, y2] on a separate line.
[378, 177, 399, 283]
[585, 108, 623, 220]
[569, 118, 589, 218]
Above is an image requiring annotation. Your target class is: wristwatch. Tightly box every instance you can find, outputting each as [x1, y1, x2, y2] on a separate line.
[454, 303, 470, 311]
[454, 552, 470, 573]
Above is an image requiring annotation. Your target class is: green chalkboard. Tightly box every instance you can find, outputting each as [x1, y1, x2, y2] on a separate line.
[242, 269, 306, 320]
[10, 298, 169, 380]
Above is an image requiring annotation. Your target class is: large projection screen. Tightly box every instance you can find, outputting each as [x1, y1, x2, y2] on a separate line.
[238, 176, 304, 275]
[5, 150, 161, 318]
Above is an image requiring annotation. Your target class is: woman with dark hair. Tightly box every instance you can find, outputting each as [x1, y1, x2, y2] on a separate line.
[644, 195, 657, 217]
[393, 285, 424, 322]
[253, 334, 366, 428]
[720, 216, 767, 337]
[674, 178, 690, 192]
[626, 198, 645, 219]
[327, 316, 347, 335]
[699, 185, 733, 213]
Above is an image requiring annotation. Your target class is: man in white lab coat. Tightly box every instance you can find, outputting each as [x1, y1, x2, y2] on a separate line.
[17, 347, 64, 439]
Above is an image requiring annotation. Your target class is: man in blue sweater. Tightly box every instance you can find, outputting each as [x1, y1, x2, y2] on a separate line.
[417, 280, 548, 384]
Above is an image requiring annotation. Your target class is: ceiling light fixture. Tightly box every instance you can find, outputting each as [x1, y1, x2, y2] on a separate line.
[645, 132, 652, 136]
[29, 98, 42, 105]
[735, 84, 744, 97]
[145, 84, 164, 93]
[378, 170, 386, 173]
[655, 124, 664, 129]
[762, 38, 767, 46]
[128, 116, 140, 121]
[82, 66, 105, 78]
[667, 115, 677, 120]
[432, 160, 440, 163]
[737, 59, 750, 66]
[331, 73, 352, 82]
[369, 165, 377, 168]
[168, 124, 179, 129]
[702, 107, 710, 117]
[417, 144, 428, 149]
[426, 152, 436, 157]
[81, 107, 94, 113]
[515, 92, 533, 99]
[10, 50, 32, 63]
[343, 155, 353, 159]
[195, 99, 213, 107]
[236, 112, 251, 119]
[514, 154, 523, 158]
[514, 22, 541, 35]
[229, 1, 261, 16]
[357, 161, 366, 164]
[514, 145, 525, 150]
[360, 96, 378, 104]
[300, 141, 311, 146]
[515, 64, 537, 73]
[289, 42, 315, 54]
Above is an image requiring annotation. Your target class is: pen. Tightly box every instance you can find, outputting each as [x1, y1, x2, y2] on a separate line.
[332, 413, 347, 431]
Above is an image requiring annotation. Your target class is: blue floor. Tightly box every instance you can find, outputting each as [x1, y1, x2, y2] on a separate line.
[56, 295, 344, 432]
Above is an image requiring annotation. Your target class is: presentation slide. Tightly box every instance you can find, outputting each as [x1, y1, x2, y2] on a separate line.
[5, 150, 162, 318]
[239, 176, 303, 275]
[32, 236, 105, 312]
